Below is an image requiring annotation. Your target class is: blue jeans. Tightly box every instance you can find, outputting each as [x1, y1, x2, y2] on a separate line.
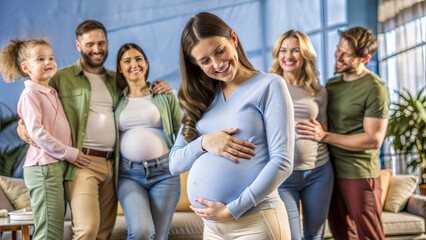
[117, 155, 181, 240]
[278, 160, 334, 240]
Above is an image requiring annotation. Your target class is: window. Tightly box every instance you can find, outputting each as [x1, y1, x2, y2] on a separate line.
[379, 16, 426, 98]
[265, 0, 348, 84]
[378, 2, 426, 173]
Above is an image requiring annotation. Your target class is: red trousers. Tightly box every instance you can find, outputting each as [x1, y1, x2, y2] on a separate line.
[328, 177, 385, 240]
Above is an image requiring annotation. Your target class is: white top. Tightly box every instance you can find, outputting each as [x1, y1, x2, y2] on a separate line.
[83, 71, 116, 151]
[119, 96, 169, 161]
[286, 84, 330, 170]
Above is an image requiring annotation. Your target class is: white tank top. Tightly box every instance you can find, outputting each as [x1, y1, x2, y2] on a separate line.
[119, 96, 169, 162]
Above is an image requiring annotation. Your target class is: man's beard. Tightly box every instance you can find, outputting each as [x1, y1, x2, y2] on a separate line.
[335, 62, 358, 75]
[81, 51, 108, 68]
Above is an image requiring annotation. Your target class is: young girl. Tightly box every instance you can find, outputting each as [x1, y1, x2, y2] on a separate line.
[0, 39, 90, 240]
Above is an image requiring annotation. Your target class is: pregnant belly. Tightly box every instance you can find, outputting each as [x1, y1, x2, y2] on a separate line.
[120, 128, 169, 161]
[187, 153, 259, 208]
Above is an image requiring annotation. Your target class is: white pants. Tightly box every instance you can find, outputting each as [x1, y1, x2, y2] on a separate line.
[203, 204, 291, 240]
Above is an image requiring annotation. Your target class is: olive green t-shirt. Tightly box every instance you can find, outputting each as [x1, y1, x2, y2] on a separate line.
[326, 72, 390, 179]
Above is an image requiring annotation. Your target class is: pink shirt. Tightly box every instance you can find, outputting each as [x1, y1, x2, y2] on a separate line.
[17, 80, 79, 167]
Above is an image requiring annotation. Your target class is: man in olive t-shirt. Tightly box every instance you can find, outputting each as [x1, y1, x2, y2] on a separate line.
[296, 27, 390, 240]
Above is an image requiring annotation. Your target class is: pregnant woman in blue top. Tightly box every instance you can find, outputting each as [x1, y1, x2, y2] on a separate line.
[169, 12, 295, 239]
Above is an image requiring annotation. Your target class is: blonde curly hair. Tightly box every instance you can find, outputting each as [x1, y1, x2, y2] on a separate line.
[0, 39, 50, 83]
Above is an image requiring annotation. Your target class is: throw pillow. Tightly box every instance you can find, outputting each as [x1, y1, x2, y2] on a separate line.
[175, 171, 191, 212]
[0, 184, 14, 211]
[384, 174, 418, 213]
[380, 169, 392, 207]
[0, 176, 31, 210]
[406, 194, 426, 217]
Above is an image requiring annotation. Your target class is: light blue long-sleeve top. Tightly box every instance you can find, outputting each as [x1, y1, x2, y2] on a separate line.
[169, 72, 294, 219]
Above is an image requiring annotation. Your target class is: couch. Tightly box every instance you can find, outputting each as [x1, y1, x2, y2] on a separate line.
[322, 169, 426, 239]
[1, 170, 426, 239]
[64, 171, 204, 240]
[0, 172, 204, 240]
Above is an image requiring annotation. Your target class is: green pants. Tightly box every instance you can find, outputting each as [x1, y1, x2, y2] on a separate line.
[24, 161, 67, 240]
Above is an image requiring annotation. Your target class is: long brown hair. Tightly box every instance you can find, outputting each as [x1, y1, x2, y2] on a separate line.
[179, 12, 255, 142]
[270, 30, 321, 96]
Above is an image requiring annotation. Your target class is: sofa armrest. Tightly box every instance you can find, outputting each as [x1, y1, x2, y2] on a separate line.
[405, 194, 426, 218]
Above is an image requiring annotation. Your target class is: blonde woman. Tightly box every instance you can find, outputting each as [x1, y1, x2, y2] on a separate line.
[270, 30, 333, 240]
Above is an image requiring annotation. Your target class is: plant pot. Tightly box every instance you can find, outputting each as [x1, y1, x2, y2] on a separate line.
[419, 183, 426, 195]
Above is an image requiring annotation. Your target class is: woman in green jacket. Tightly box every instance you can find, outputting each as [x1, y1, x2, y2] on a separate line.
[114, 43, 182, 240]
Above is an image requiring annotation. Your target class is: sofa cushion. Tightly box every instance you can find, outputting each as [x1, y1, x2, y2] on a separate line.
[169, 212, 203, 240]
[384, 175, 418, 213]
[176, 171, 191, 212]
[0, 176, 31, 210]
[382, 211, 425, 236]
[0, 183, 14, 211]
[380, 169, 392, 207]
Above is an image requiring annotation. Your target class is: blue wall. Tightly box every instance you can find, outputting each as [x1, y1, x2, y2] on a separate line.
[0, 0, 267, 111]
[0, 0, 377, 113]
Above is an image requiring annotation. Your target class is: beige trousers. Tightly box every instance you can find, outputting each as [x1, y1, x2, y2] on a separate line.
[65, 156, 117, 240]
[203, 204, 291, 240]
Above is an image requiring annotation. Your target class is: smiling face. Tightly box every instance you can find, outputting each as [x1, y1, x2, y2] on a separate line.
[119, 48, 149, 83]
[278, 37, 304, 78]
[190, 33, 240, 84]
[334, 37, 363, 75]
[21, 44, 57, 83]
[76, 29, 108, 70]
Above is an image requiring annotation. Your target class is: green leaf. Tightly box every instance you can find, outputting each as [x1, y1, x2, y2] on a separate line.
[407, 158, 420, 170]
[400, 89, 415, 105]
[0, 115, 20, 131]
[0, 144, 28, 176]
[415, 100, 426, 122]
[0, 103, 28, 177]
[415, 86, 426, 100]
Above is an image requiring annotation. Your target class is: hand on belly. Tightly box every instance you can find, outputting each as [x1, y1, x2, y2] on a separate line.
[189, 198, 234, 221]
[186, 153, 258, 208]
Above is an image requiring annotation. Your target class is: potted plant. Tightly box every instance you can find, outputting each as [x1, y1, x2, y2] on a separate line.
[386, 87, 426, 193]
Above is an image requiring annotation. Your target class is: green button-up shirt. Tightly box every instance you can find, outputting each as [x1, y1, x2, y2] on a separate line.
[49, 60, 120, 180]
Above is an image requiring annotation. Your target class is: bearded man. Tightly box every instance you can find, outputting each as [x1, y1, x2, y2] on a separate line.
[296, 26, 390, 240]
